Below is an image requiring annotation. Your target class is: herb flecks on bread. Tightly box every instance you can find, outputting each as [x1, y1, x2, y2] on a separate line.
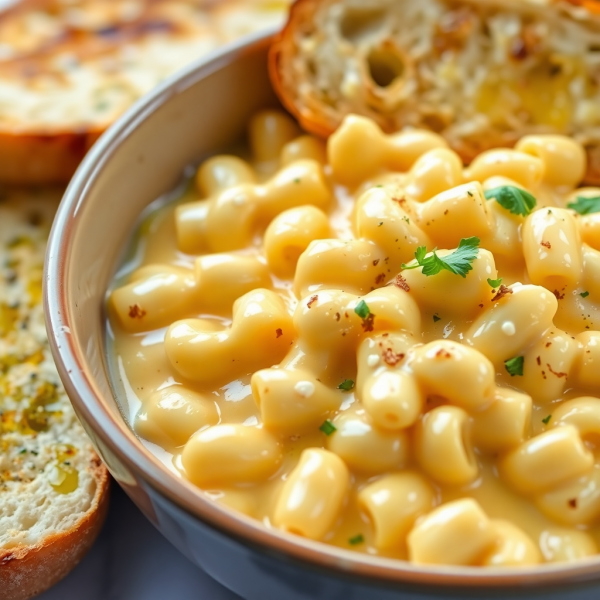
[270, 0, 600, 182]
[0, 190, 109, 600]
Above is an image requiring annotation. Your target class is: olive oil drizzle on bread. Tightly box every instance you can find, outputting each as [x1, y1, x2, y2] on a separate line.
[0, 189, 109, 600]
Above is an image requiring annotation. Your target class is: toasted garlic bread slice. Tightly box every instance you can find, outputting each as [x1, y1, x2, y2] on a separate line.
[270, 0, 600, 182]
[0, 190, 109, 600]
[0, 0, 291, 185]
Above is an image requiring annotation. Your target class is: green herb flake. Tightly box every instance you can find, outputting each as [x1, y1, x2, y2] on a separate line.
[542, 415, 552, 425]
[505, 355, 524, 377]
[6, 235, 31, 249]
[467, 190, 474, 197]
[354, 299, 370, 320]
[293, 178, 301, 184]
[401, 237, 480, 278]
[338, 379, 355, 392]
[403, 216, 410, 224]
[19, 448, 27, 454]
[484, 186, 537, 216]
[377, 222, 384, 227]
[348, 534, 364, 545]
[581, 291, 590, 298]
[567, 195, 600, 215]
[319, 420, 337, 436]
[487, 277, 503, 289]
[433, 314, 441, 322]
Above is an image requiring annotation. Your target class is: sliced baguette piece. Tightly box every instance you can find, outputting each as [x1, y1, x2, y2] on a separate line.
[0, 0, 291, 185]
[270, 0, 600, 183]
[0, 189, 110, 600]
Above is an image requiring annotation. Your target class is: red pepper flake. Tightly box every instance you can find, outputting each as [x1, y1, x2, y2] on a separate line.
[335, 312, 341, 321]
[433, 8, 474, 55]
[536, 356, 541, 365]
[478, 303, 484, 308]
[553, 290, 565, 300]
[394, 275, 410, 292]
[509, 25, 541, 61]
[392, 196, 406, 204]
[275, 328, 283, 338]
[372, 259, 380, 267]
[382, 348, 405, 366]
[492, 285, 513, 302]
[345, 312, 349, 318]
[509, 36, 529, 60]
[435, 348, 453, 359]
[382, 332, 389, 337]
[568, 498, 578, 509]
[128, 304, 146, 319]
[307, 295, 318, 309]
[444, 209, 449, 215]
[541, 240, 551, 249]
[361, 313, 375, 332]
[375, 273, 386, 285]
[541, 370, 547, 379]
[547, 363, 567, 378]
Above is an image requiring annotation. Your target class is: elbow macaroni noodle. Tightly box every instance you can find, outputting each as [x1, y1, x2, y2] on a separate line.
[108, 110, 600, 567]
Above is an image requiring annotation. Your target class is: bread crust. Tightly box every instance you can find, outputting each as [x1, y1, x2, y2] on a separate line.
[0, 130, 103, 185]
[0, 456, 110, 600]
[269, 0, 600, 184]
[269, 0, 334, 139]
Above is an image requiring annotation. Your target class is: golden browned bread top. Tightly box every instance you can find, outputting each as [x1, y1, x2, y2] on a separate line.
[0, 0, 291, 183]
[0, 0, 291, 133]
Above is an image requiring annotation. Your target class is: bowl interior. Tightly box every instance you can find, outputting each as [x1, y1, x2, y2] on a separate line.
[45, 31, 600, 591]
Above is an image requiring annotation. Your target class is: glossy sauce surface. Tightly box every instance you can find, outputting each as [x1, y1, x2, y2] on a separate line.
[107, 112, 600, 565]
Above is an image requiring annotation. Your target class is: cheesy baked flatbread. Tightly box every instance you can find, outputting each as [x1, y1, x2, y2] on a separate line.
[0, 0, 291, 184]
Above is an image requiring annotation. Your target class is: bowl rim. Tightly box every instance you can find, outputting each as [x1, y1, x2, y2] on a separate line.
[44, 29, 600, 590]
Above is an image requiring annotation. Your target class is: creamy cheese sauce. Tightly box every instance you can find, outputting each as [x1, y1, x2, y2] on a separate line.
[107, 111, 600, 565]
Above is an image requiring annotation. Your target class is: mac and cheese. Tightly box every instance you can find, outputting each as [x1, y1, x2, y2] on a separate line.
[107, 110, 600, 566]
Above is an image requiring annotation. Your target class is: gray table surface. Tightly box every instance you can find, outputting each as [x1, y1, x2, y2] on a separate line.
[38, 484, 240, 600]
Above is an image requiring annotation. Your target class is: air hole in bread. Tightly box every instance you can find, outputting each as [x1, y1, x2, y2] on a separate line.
[367, 46, 404, 88]
[340, 7, 386, 43]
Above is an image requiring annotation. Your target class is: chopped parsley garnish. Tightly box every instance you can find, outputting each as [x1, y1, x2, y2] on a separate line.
[505, 355, 524, 377]
[401, 237, 480, 278]
[567, 195, 600, 215]
[433, 314, 441, 322]
[581, 291, 590, 298]
[354, 299, 370, 319]
[348, 534, 364, 545]
[319, 420, 337, 436]
[484, 186, 536, 216]
[542, 415, 552, 425]
[338, 379, 355, 392]
[487, 277, 503, 288]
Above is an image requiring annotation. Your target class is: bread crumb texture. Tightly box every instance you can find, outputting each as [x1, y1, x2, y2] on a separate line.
[0, 189, 96, 551]
[274, 0, 600, 164]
